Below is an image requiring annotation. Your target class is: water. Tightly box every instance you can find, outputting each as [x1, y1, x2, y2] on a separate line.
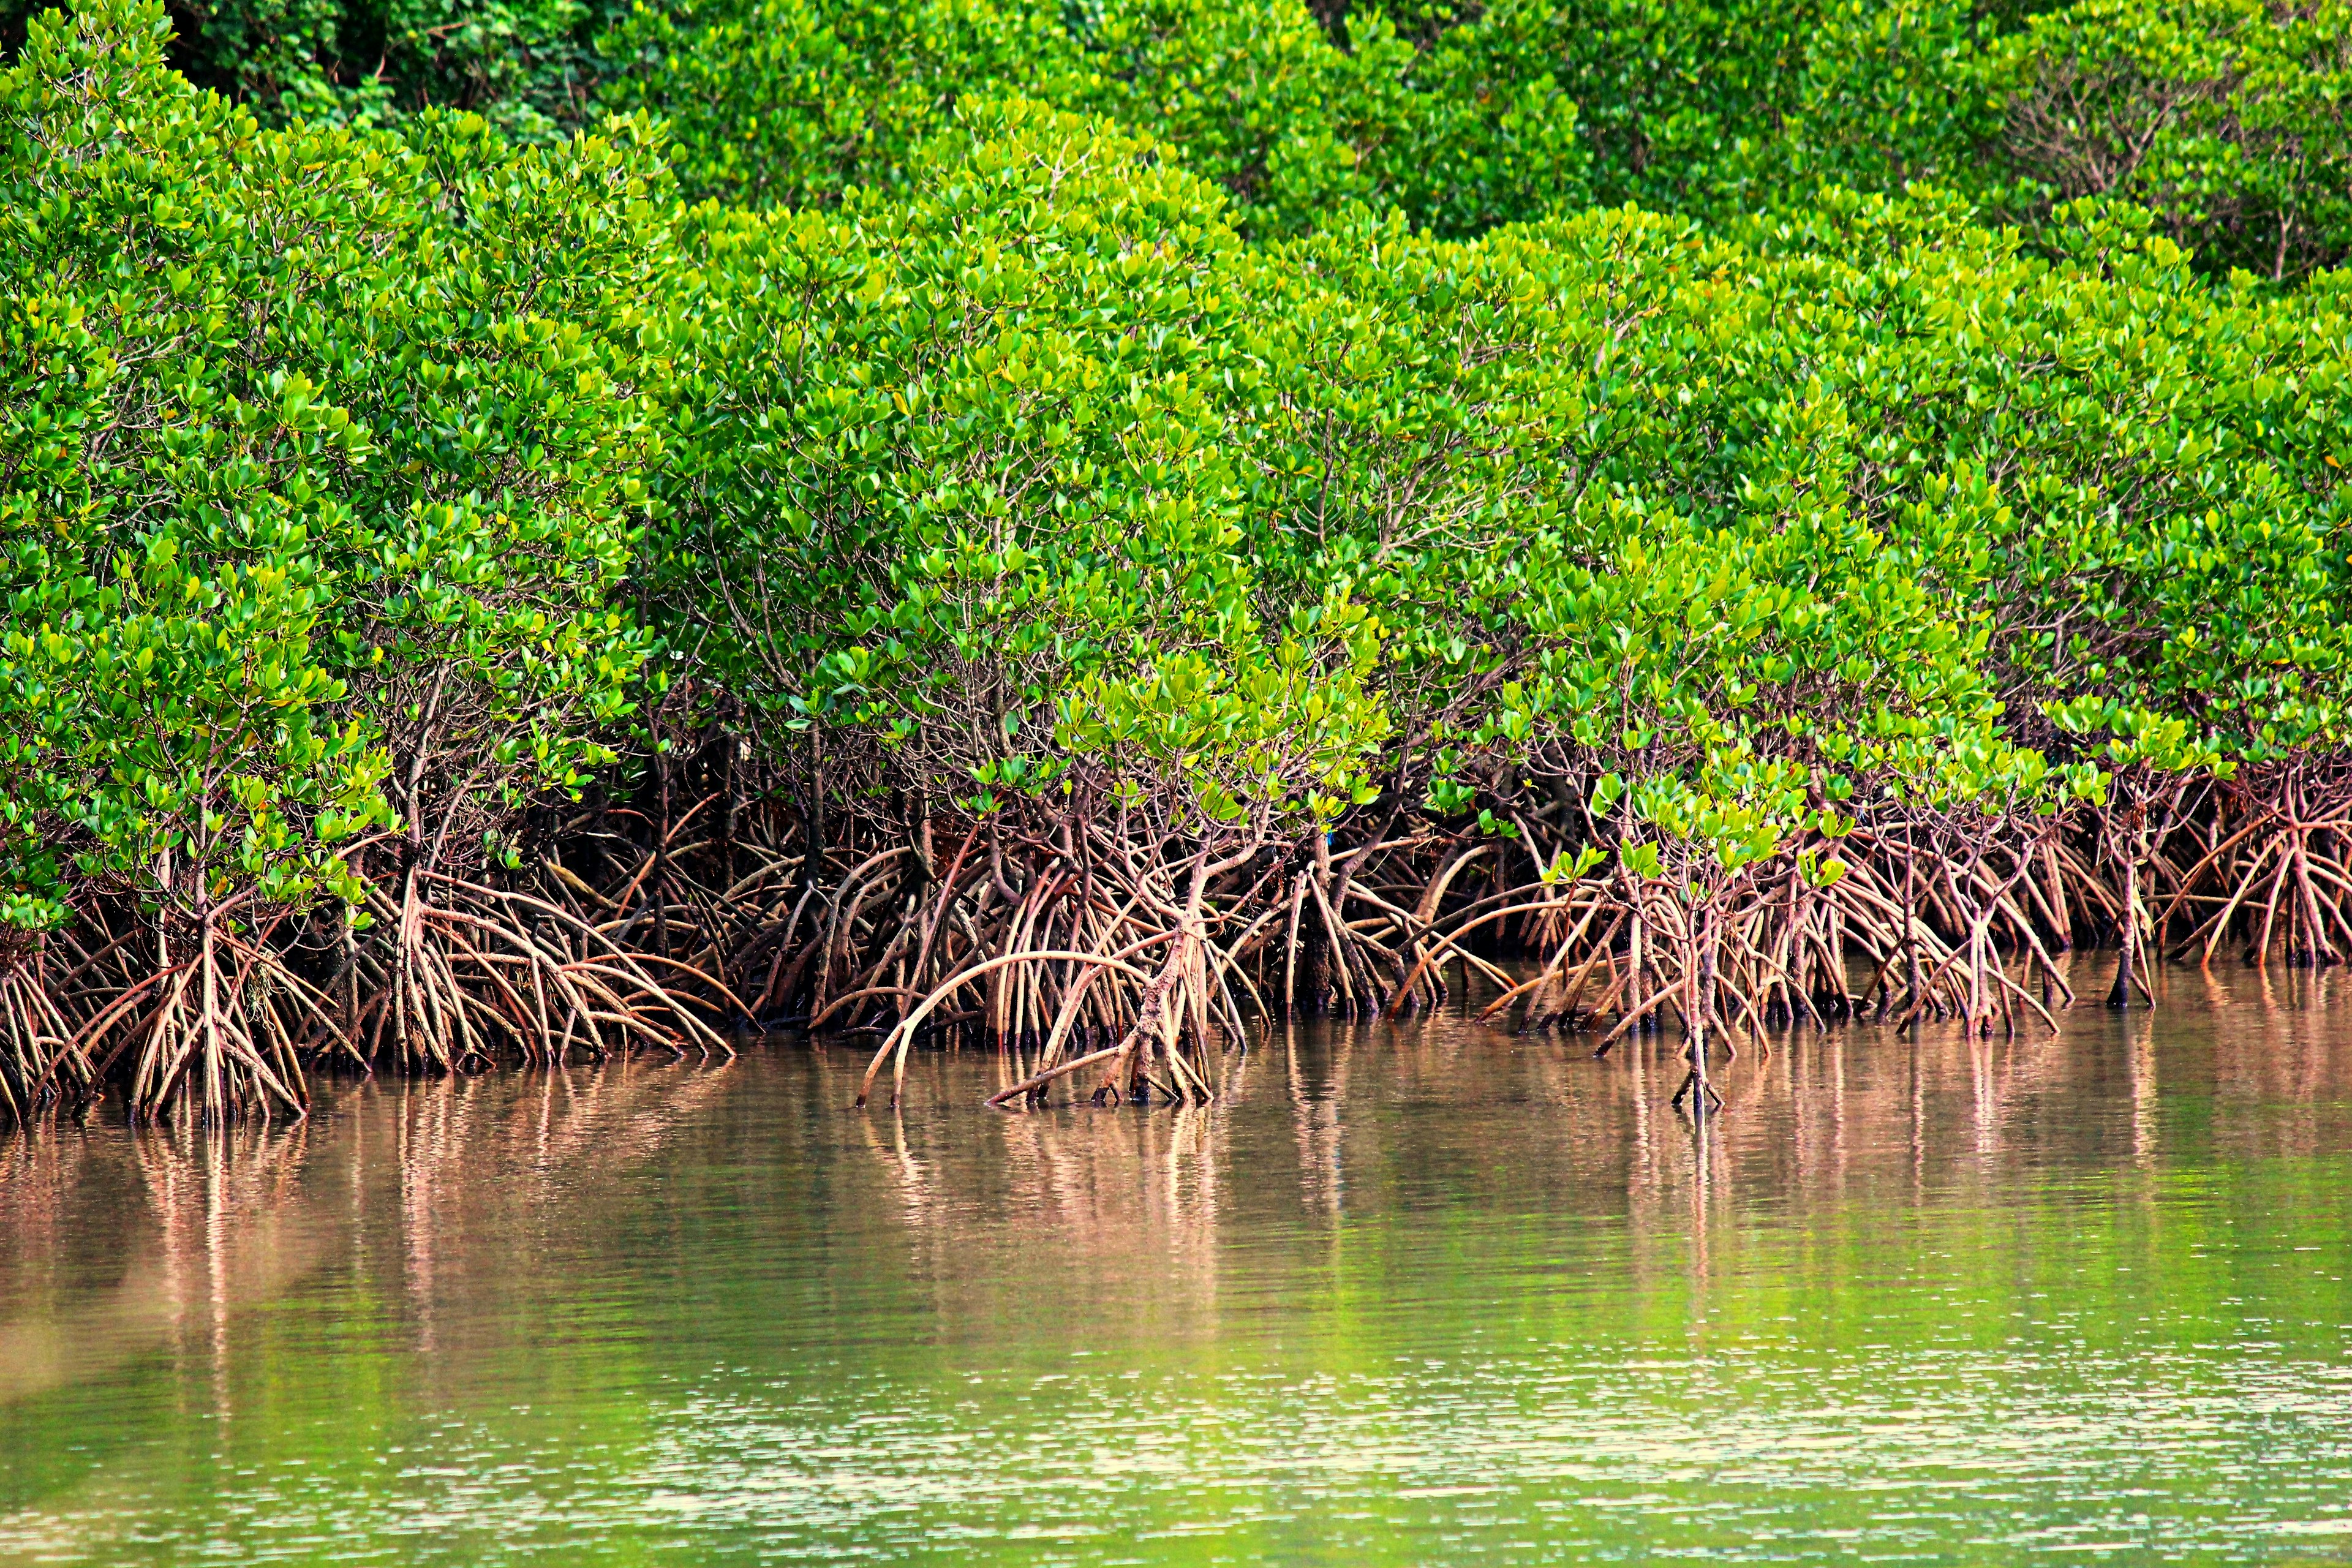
[5, 965, 2352, 1564]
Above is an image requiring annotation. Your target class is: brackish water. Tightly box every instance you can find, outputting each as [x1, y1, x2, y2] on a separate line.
[4, 964, 2352, 1564]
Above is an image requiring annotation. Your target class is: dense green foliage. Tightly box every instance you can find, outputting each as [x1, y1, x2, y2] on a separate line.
[597, 0, 1590, 236]
[2, 0, 2349, 1116]
[18, 0, 2345, 269]
[2, 2, 662, 937]
[649, 104, 2348, 851]
[0, 0, 630, 137]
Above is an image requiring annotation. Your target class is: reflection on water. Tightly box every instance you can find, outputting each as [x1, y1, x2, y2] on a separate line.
[3, 959, 2351, 1563]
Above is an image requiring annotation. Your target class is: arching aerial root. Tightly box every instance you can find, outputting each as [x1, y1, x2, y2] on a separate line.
[596, 761, 2352, 1126]
[857, 848, 1245, 1109]
[35, 758, 2352, 1125]
[74, 913, 325, 1124]
[786, 807, 2120, 1115]
[0, 953, 84, 1125]
[2160, 776, 2351, 971]
[347, 870, 745, 1075]
[36, 862, 750, 1126]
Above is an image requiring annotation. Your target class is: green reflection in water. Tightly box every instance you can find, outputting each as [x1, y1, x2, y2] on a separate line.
[4, 961, 2352, 1564]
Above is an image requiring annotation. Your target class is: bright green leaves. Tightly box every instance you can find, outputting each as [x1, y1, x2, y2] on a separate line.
[599, 0, 1075, 208]
[1056, 597, 1393, 835]
[650, 88, 2350, 859]
[2, 540, 396, 918]
[1, 0, 665, 934]
[601, 0, 1589, 236]
[651, 105, 1262, 804]
[1066, 0, 1590, 239]
[18, 0, 2346, 286]
[1986, 0, 2352, 282]
[12, 0, 2350, 943]
[59, 0, 638, 143]
[2049, 697, 2233, 778]
[1540, 843, 1608, 884]
[1796, 848, 1847, 889]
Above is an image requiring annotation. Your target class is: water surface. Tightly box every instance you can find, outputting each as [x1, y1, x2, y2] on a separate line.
[4, 963, 2352, 1563]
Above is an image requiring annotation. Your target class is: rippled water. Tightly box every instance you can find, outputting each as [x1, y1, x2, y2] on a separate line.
[4, 962, 2352, 1563]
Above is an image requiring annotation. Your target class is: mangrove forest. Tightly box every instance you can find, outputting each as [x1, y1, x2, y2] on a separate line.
[3, 0, 2351, 1126]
